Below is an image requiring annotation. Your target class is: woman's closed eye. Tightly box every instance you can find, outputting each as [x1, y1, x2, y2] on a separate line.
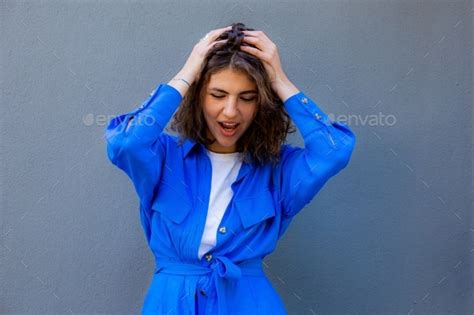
[211, 94, 256, 102]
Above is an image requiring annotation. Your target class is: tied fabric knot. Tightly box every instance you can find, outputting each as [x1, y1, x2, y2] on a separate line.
[211, 255, 242, 279]
[155, 256, 264, 314]
[200, 255, 242, 297]
[199, 255, 243, 314]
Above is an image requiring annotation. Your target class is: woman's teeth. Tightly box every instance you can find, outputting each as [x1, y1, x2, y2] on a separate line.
[219, 122, 239, 130]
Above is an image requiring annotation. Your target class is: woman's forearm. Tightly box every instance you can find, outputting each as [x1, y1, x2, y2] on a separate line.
[271, 75, 300, 103]
[167, 68, 195, 98]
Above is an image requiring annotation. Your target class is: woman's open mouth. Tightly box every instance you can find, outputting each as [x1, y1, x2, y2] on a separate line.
[218, 122, 240, 137]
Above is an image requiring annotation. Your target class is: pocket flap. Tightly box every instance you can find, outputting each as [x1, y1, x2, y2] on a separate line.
[151, 181, 193, 224]
[234, 189, 276, 229]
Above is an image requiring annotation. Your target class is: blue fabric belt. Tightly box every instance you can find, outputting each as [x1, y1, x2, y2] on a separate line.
[155, 256, 265, 314]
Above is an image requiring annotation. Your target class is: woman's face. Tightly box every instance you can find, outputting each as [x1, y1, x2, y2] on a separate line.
[202, 68, 258, 153]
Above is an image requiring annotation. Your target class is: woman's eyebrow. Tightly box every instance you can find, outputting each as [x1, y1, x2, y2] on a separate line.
[209, 88, 257, 94]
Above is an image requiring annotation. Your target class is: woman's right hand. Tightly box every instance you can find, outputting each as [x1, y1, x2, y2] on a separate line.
[172, 26, 231, 87]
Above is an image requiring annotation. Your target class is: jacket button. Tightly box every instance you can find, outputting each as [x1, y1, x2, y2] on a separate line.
[205, 254, 213, 262]
[314, 113, 322, 120]
[218, 226, 227, 234]
[301, 97, 308, 104]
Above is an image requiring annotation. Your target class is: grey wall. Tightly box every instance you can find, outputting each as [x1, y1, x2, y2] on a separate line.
[2, 0, 472, 314]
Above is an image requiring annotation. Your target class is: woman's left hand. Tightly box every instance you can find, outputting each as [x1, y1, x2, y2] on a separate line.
[239, 30, 299, 101]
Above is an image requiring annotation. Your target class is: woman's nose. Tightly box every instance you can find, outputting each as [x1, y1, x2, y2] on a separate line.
[223, 98, 238, 116]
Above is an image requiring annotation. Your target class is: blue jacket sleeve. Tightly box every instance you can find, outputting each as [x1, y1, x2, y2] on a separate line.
[104, 83, 183, 214]
[278, 91, 356, 218]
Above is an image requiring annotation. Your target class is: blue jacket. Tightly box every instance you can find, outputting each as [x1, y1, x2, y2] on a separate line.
[105, 83, 356, 314]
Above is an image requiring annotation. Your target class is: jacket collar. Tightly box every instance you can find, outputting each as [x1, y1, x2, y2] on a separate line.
[182, 137, 255, 183]
[182, 137, 199, 159]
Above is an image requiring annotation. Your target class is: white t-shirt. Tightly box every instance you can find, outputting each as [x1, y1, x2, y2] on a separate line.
[197, 148, 243, 260]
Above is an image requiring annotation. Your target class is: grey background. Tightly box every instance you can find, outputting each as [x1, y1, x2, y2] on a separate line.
[2, 0, 472, 314]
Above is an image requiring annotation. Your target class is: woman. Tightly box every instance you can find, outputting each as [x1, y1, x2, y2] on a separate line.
[105, 22, 356, 315]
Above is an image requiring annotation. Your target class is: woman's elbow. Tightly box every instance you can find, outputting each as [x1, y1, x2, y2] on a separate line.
[335, 132, 356, 170]
[104, 123, 135, 166]
[105, 132, 126, 166]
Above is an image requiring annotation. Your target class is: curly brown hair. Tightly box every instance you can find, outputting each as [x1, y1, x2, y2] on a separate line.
[168, 22, 296, 167]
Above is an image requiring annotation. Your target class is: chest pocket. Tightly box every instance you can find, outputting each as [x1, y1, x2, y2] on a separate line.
[151, 180, 193, 224]
[234, 188, 276, 229]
